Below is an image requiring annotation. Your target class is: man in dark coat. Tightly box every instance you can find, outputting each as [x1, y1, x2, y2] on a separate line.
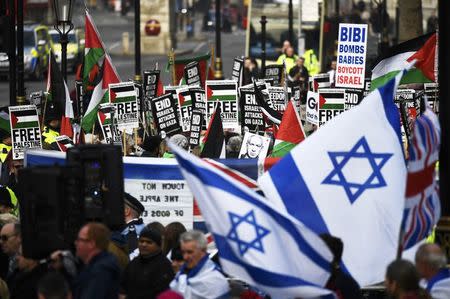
[8, 245, 49, 299]
[119, 226, 174, 299]
[72, 222, 121, 299]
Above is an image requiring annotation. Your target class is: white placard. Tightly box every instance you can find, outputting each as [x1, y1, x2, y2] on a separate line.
[335, 23, 368, 89]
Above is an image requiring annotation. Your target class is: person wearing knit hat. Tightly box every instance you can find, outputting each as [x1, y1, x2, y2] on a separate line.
[121, 193, 146, 257]
[120, 226, 175, 299]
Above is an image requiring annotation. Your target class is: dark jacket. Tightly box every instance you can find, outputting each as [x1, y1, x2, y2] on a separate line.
[120, 250, 174, 299]
[9, 263, 49, 299]
[72, 251, 121, 299]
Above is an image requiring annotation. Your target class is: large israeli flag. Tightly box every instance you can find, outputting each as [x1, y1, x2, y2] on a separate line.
[258, 73, 407, 286]
[170, 142, 334, 299]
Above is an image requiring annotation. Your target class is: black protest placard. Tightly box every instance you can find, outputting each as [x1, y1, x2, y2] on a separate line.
[189, 87, 207, 129]
[264, 65, 284, 86]
[143, 70, 161, 100]
[268, 86, 286, 113]
[424, 83, 439, 113]
[239, 86, 265, 134]
[189, 109, 204, 148]
[232, 57, 244, 87]
[395, 89, 418, 119]
[135, 81, 143, 115]
[344, 88, 363, 110]
[151, 94, 182, 137]
[75, 80, 84, 118]
[176, 87, 192, 132]
[363, 78, 371, 97]
[287, 82, 301, 115]
[184, 61, 201, 87]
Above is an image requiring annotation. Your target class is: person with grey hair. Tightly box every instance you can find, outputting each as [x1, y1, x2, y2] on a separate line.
[415, 243, 450, 299]
[170, 230, 229, 299]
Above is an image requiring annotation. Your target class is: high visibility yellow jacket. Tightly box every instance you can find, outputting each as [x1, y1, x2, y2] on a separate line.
[0, 143, 11, 163]
[42, 126, 60, 149]
[276, 54, 298, 73]
[303, 49, 320, 76]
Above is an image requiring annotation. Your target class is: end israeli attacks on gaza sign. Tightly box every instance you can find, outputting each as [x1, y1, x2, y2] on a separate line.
[335, 23, 368, 89]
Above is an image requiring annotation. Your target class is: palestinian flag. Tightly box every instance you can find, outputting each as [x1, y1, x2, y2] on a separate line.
[46, 52, 74, 137]
[310, 73, 331, 91]
[55, 135, 74, 152]
[10, 108, 40, 129]
[253, 81, 282, 124]
[83, 11, 106, 93]
[81, 56, 120, 132]
[109, 82, 136, 104]
[271, 100, 306, 157]
[371, 33, 437, 90]
[0, 110, 10, 133]
[319, 89, 345, 110]
[205, 80, 237, 102]
[177, 88, 192, 107]
[97, 104, 114, 126]
[200, 102, 225, 159]
[168, 53, 211, 86]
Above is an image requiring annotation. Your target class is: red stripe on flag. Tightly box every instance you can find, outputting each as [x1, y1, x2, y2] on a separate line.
[405, 164, 435, 197]
[407, 33, 436, 82]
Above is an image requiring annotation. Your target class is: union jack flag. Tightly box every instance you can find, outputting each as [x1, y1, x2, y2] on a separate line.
[401, 106, 440, 250]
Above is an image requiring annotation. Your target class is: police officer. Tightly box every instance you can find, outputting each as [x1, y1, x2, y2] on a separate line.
[42, 102, 61, 150]
[121, 193, 146, 257]
[0, 129, 11, 164]
[0, 107, 12, 164]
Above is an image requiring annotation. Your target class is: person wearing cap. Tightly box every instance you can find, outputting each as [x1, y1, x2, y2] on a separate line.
[121, 193, 146, 256]
[42, 102, 61, 150]
[119, 226, 174, 299]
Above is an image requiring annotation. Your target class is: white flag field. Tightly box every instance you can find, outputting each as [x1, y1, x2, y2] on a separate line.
[170, 142, 335, 298]
[259, 70, 409, 286]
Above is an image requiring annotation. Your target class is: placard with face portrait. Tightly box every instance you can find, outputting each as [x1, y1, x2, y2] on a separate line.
[238, 132, 271, 160]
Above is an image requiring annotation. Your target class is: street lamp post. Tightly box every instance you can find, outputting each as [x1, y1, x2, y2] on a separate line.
[288, 0, 293, 46]
[260, 15, 267, 77]
[214, 0, 223, 79]
[17, 0, 25, 104]
[134, 0, 141, 82]
[53, 0, 74, 82]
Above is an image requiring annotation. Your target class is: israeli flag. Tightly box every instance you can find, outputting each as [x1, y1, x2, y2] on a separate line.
[259, 72, 408, 286]
[170, 142, 334, 299]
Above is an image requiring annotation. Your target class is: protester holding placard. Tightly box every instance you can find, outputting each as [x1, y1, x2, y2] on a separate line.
[288, 57, 309, 89]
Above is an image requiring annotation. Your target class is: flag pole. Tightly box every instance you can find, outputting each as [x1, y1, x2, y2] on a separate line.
[169, 48, 176, 85]
[123, 129, 127, 156]
[41, 94, 48, 132]
[134, 127, 138, 154]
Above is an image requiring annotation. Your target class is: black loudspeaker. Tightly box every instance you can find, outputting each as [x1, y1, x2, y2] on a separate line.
[67, 145, 124, 231]
[18, 166, 83, 260]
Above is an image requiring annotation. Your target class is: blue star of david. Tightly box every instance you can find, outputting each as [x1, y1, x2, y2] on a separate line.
[322, 137, 393, 204]
[227, 210, 270, 256]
